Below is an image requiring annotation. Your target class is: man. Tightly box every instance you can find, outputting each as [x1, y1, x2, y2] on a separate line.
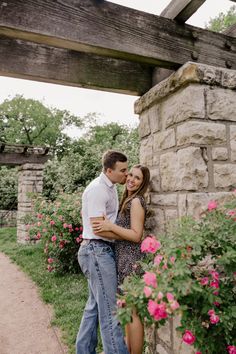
[76, 150, 129, 354]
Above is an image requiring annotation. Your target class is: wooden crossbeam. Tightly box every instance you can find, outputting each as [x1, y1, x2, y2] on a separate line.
[0, 152, 49, 165]
[161, 0, 206, 23]
[0, 37, 152, 95]
[0, 0, 235, 70]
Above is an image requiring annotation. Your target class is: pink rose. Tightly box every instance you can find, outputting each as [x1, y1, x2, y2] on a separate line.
[48, 258, 54, 264]
[141, 236, 161, 253]
[182, 330, 196, 345]
[208, 309, 215, 316]
[228, 346, 236, 354]
[209, 270, 219, 280]
[208, 200, 217, 211]
[51, 235, 57, 242]
[50, 220, 55, 225]
[63, 223, 68, 228]
[213, 301, 220, 307]
[157, 291, 164, 300]
[148, 300, 167, 321]
[143, 286, 153, 298]
[143, 272, 157, 288]
[200, 277, 209, 286]
[210, 280, 219, 289]
[166, 292, 175, 302]
[169, 256, 175, 264]
[170, 300, 180, 311]
[76, 237, 82, 243]
[196, 352, 202, 354]
[154, 254, 163, 266]
[210, 314, 220, 324]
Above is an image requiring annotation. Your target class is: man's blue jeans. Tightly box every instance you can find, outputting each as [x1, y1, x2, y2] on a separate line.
[76, 240, 129, 354]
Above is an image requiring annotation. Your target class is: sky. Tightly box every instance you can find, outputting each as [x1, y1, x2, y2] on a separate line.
[0, 0, 234, 137]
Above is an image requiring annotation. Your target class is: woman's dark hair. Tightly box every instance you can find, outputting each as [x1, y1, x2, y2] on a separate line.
[102, 150, 127, 171]
[119, 164, 150, 214]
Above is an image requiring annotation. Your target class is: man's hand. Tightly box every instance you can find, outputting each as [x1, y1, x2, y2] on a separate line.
[91, 215, 113, 234]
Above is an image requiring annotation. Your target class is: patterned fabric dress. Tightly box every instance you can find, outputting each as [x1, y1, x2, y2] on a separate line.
[115, 196, 147, 291]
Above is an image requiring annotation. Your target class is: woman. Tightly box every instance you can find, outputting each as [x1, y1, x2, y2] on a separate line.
[92, 164, 150, 354]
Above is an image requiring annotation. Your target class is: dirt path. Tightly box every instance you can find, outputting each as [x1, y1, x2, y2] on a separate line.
[0, 252, 68, 354]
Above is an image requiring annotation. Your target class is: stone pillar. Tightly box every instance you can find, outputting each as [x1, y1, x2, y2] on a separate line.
[17, 163, 44, 243]
[135, 62, 236, 353]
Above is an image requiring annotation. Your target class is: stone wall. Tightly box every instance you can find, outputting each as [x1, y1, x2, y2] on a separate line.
[135, 61, 236, 235]
[17, 163, 44, 243]
[135, 62, 236, 354]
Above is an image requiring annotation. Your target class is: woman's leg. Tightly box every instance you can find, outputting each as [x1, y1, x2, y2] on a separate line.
[126, 310, 144, 354]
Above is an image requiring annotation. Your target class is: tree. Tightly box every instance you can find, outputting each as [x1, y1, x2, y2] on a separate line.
[43, 122, 139, 199]
[0, 95, 84, 156]
[206, 5, 236, 33]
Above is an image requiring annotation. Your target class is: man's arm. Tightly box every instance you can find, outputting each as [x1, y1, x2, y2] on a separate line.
[92, 198, 145, 243]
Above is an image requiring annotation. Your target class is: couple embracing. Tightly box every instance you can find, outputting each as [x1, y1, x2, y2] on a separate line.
[76, 150, 150, 354]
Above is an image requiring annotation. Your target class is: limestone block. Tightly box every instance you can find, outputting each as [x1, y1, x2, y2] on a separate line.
[207, 88, 236, 121]
[152, 208, 165, 235]
[230, 125, 236, 162]
[165, 209, 178, 223]
[149, 167, 161, 192]
[153, 152, 160, 166]
[177, 121, 226, 146]
[178, 193, 187, 217]
[214, 164, 236, 188]
[221, 70, 236, 89]
[140, 136, 153, 165]
[160, 147, 208, 191]
[148, 105, 160, 133]
[212, 147, 228, 161]
[18, 163, 44, 171]
[151, 194, 177, 207]
[139, 110, 151, 138]
[162, 85, 205, 129]
[153, 129, 175, 152]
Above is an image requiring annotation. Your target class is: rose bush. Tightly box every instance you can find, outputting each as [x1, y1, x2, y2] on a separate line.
[25, 193, 83, 274]
[117, 196, 236, 353]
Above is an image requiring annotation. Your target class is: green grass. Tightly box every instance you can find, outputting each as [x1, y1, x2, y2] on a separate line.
[0, 227, 94, 354]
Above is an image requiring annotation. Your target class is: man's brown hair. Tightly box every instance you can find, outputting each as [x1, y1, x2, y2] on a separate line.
[102, 150, 127, 171]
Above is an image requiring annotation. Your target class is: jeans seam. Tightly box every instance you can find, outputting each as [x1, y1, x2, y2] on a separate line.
[94, 253, 119, 354]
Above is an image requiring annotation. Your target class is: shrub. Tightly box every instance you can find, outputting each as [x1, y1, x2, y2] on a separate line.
[117, 195, 236, 354]
[25, 193, 83, 274]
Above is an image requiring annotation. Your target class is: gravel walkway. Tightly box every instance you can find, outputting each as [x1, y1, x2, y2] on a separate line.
[0, 252, 68, 354]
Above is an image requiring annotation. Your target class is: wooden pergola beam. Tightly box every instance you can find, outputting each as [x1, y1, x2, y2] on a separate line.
[0, 37, 152, 95]
[0, 152, 49, 165]
[0, 0, 235, 70]
[160, 0, 206, 23]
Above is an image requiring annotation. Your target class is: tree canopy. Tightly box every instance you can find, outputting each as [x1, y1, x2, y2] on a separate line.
[0, 95, 83, 155]
[206, 5, 236, 32]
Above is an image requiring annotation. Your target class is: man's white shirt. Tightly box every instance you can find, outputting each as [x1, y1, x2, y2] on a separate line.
[81, 172, 118, 241]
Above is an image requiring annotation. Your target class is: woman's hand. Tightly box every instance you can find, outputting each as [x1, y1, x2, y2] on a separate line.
[91, 215, 113, 233]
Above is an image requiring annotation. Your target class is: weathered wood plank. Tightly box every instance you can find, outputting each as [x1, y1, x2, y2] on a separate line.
[0, 152, 49, 165]
[0, 36, 153, 95]
[161, 0, 206, 23]
[224, 24, 236, 37]
[154, 0, 206, 84]
[0, 0, 235, 70]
